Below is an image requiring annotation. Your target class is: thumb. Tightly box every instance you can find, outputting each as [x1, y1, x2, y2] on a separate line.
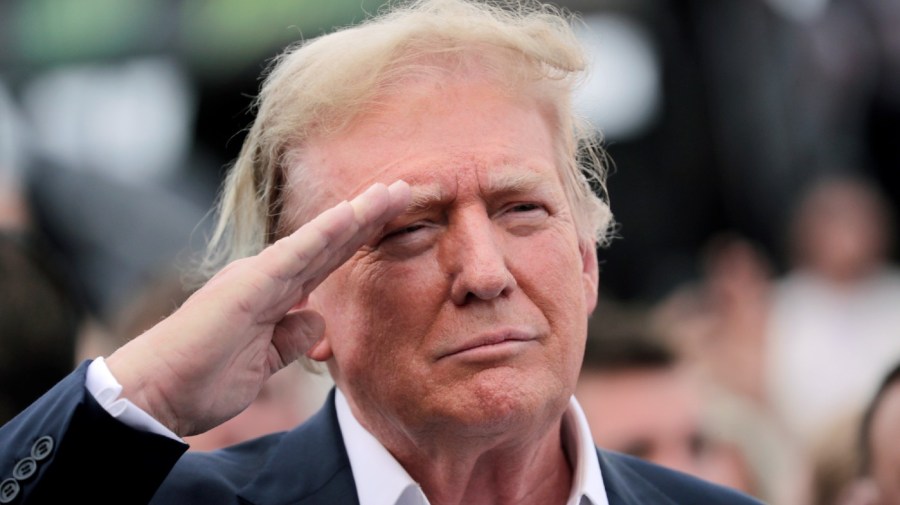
[271, 309, 327, 366]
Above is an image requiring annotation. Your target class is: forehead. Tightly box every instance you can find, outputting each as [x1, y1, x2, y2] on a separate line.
[295, 76, 562, 206]
[397, 159, 558, 206]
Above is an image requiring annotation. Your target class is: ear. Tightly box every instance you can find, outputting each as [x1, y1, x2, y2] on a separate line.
[303, 293, 334, 362]
[579, 238, 600, 316]
[305, 335, 334, 362]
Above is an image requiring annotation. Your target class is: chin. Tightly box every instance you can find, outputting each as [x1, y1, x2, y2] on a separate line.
[423, 367, 570, 436]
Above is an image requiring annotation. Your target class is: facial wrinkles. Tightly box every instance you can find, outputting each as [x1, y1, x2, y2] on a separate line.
[300, 77, 594, 448]
[318, 172, 582, 394]
[355, 158, 572, 354]
[456, 162, 582, 371]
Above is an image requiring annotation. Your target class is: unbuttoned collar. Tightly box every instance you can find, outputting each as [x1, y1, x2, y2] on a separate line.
[335, 389, 609, 505]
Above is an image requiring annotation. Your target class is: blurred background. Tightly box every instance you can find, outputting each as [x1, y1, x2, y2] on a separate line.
[2, 0, 899, 309]
[1, 1, 899, 503]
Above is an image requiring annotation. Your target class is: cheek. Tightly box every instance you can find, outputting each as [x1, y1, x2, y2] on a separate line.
[524, 233, 584, 298]
[318, 255, 446, 367]
[515, 227, 584, 293]
[508, 233, 588, 366]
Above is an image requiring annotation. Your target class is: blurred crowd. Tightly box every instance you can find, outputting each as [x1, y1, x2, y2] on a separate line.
[1, 0, 899, 504]
[584, 173, 900, 505]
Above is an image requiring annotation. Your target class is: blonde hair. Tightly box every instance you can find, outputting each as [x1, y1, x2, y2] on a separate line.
[197, 0, 613, 281]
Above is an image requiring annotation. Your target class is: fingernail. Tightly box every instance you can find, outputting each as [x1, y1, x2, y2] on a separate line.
[360, 182, 386, 199]
[388, 180, 410, 201]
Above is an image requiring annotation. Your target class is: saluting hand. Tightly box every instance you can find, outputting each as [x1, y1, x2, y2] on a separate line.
[105, 181, 411, 437]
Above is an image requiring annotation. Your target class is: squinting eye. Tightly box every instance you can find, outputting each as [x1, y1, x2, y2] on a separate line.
[383, 223, 427, 241]
[392, 224, 424, 236]
[510, 203, 542, 213]
[500, 202, 548, 235]
[378, 222, 436, 256]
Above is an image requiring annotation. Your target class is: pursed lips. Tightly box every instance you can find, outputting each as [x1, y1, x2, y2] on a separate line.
[435, 328, 539, 361]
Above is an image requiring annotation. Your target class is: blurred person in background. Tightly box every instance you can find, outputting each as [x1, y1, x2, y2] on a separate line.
[645, 236, 817, 505]
[862, 361, 900, 504]
[654, 232, 775, 407]
[576, 323, 750, 493]
[815, 361, 900, 505]
[853, 361, 900, 505]
[576, 303, 791, 503]
[765, 174, 900, 455]
[807, 412, 869, 505]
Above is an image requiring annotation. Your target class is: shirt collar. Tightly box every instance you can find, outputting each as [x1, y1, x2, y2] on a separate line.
[335, 389, 609, 505]
[564, 394, 610, 505]
[335, 389, 428, 505]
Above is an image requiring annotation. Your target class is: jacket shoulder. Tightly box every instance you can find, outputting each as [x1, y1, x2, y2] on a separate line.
[154, 390, 356, 505]
[151, 433, 285, 504]
[597, 449, 765, 504]
[0, 361, 187, 504]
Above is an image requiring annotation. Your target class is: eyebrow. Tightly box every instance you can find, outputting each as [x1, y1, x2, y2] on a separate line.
[484, 168, 545, 195]
[403, 166, 549, 214]
[406, 183, 446, 213]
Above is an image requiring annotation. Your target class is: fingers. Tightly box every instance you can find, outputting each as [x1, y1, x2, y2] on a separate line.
[350, 179, 411, 226]
[255, 180, 409, 312]
[265, 200, 354, 281]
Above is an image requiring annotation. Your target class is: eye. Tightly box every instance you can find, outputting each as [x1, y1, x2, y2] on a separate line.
[383, 223, 427, 240]
[502, 202, 549, 218]
[379, 221, 437, 248]
[499, 202, 549, 236]
[377, 221, 437, 257]
[509, 203, 543, 213]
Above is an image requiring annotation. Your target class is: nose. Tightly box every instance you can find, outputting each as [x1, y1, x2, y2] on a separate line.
[446, 211, 517, 305]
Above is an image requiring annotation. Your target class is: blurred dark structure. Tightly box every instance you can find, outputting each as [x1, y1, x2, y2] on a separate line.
[0, 233, 84, 423]
[583, 0, 900, 302]
[1, 0, 898, 315]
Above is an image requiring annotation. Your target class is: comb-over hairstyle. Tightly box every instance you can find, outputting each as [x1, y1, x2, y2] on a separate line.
[197, 0, 614, 281]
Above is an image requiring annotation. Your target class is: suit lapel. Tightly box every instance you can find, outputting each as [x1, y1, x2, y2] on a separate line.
[237, 394, 686, 505]
[238, 390, 360, 505]
[596, 449, 679, 505]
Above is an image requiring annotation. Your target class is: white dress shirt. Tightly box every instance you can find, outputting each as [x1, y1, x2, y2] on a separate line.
[85, 357, 181, 440]
[86, 359, 609, 504]
[335, 389, 609, 505]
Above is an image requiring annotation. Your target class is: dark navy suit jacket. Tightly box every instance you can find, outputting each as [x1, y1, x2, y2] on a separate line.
[0, 362, 764, 504]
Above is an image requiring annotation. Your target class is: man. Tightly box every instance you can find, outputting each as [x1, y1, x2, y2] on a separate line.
[0, 1, 761, 503]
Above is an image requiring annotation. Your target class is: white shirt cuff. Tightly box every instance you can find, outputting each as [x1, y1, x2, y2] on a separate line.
[86, 357, 182, 442]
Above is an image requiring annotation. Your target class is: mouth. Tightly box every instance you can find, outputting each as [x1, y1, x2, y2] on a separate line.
[436, 329, 538, 362]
